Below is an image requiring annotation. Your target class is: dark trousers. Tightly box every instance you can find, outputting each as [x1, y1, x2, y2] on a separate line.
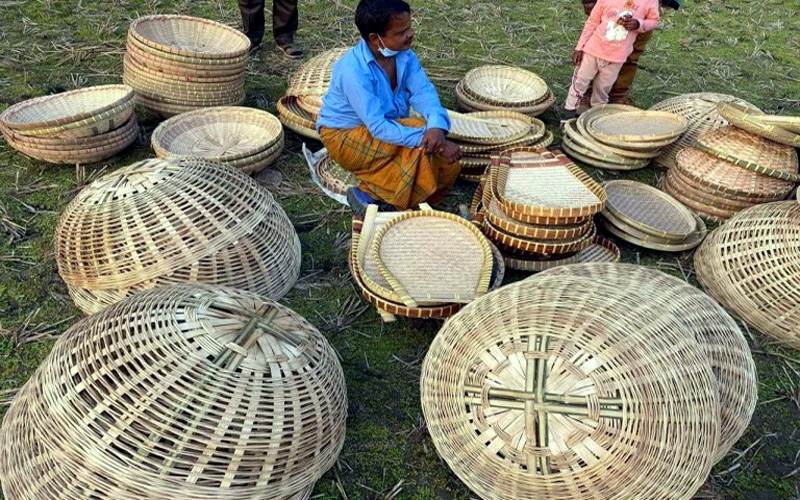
[584, 30, 654, 105]
[238, 0, 298, 47]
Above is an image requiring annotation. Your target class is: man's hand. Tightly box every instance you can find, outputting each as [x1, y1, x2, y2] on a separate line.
[421, 128, 447, 154]
[572, 50, 584, 66]
[621, 17, 640, 30]
[437, 140, 462, 164]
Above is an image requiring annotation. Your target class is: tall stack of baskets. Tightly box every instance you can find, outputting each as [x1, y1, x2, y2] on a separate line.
[123, 15, 249, 117]
[456, 65, 555, 117]
[0, 85, 138, 164]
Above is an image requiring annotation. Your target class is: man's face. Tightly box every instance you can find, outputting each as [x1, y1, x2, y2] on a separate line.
[378, 12, 415, 51]
[583, 1, 597, 15]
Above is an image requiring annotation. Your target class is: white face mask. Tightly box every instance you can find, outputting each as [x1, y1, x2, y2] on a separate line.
[377, 35, 401, 57]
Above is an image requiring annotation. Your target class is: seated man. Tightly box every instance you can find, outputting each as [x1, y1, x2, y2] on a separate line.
[317, 0, 462, 214]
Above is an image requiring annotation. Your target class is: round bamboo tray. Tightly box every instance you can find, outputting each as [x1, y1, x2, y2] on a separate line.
[561, 141, 644, 171]
[4, 122, 138, 164]
[695, 201, 800, 349]
[663, 170, 758, 211]
[448, 110, 531, 145]
[126, 30, 249, 67]
[0, 114, 137, 149]
[125, 75, 245, 106]
[152, 106, 283, 162]
[599, 210, 707, 252]
[124, 51, 245, 83]
[455, 79, 555, 116]
[561, 133, 650, 169]
[717, 101, 800, 147]
[421, 267, 721, 500]
[484, 219, 596, 255]
[503, 235, 619, 271]
[6, 98, 134, 139]
[0, 284, 346, 499]
[236, 140, 285, 174]
[587, 110, 687, 144]
[564, 119, 660, 159]
[0, 85, 134, 133]
[277, 97, 320, 139]
[285, 48, 349, 97]
[460, 65, 550, 107]
[460, 156, 490, 169]
[124, 58, 246, 94]
[649, 93, 761, 170]
[541, 263, 757, 462]
[464, 128, 552, 157]
[129, 14, 251, 60]
[486, 198, 591, 241]
[55, 158, 301, 314]
[665, 184, 740, 221]
[603, 180, 697, 241]
[125, 42, 247, 77]
[696, 125, 800, 182]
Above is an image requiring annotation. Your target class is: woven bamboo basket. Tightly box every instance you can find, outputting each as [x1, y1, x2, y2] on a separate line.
[453, 120, 547, 154]
[0, 284, 345, 499]
[587, 110, 687, 144]
[695, 201, 800, 349]
[316, 153, 357, 195]
[124, 51, 245, 83]
[717, 101, 800, 147]
[663, 168, 760, 210]
[54, 158, 301, 314]
[484, 219, 596, 255]
[564, 119, 660, 159]
[603, 180, 697, 241]
[125, 33, 249, 69]
[460, 65, 550, 107]
[649, 93, 761, 170]
[599, 210, 707, 252]
[421, 267, 721, 500]
[123, 64, 245, 99]
[3, 98, 134, 139]
[285, 48, 349, 97]
[447, 110, 531, 145]
[129, 15, 251, 60]
[503, 235, 620, 271]
[134, 93, 243, 117]
[456, 79, 555, 116]
[124, 74, 245, 106]
[561, 134, 650, 170]
[486, 198, 592, 241]
[0, 115, 137, 149]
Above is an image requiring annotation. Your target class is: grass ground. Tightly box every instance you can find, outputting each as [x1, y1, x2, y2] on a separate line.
[1, 0, 799, 498]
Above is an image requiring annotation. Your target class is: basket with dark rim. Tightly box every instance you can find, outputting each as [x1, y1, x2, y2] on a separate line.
[493, 149, 607, 218]
[372, 210, 494, 308]
[717, 101, 800, 147]
[602, 180, 697, 241]
[421, 265, 725, 500]
[277, 97, 320, 139]
[484, 218, 596, 255]
[285, 48, 349, 97]
[696, 125, 800, 182]
[503, 237, 622, 272]
[599, 210, 707, 252]
[664, 185, 741, 221]
[0, 284, 346, 500]
[695, 201, 800, 349]
[151, 106, 283, 163]
[128, 14, 251, 60]
[316, 153, 357, 195]
[455, 79, 556, 116]
[486, 197, 592, 241]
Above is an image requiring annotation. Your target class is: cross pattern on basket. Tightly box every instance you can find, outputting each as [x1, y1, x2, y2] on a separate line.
[463, 334, 624, 476]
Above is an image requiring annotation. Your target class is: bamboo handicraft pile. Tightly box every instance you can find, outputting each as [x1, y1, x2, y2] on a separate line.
[0, 85, 138, 164]
[0, 284, 347, 500]
[421, 263, 757, 500]
[456, 65, 556, 117]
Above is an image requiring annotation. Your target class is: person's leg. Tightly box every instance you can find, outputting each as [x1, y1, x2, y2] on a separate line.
[589, 60, 625, 107]
[238, 0, 266, 49]
[564, 54, 601, 111]
[609, 30, 653, 104]
[273, 0, 302, 58]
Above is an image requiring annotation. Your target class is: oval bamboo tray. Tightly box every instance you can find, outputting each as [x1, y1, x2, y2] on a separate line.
[599, 210, 707, 252]
[603, 180, 697, 241]
[587, 110, 688, 143]
[564, 119, 660, 160]
[484, 219, 596, 255]
[561, 133, 650, 168]
[663, 168, 762, 209]
[4, 123, 137, 164]
[717, 101, 800, 147]
[6, 98, 134, 138]
[124, 51, 245, 83]
[503, 235, 619, 271]
[486, 198, 591, 241]
[129, 14, 251, 60]
[447, 110, 531, 145]
[455, 79, 555, 116]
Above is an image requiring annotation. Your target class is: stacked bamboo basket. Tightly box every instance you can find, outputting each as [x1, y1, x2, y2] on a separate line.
[0, 284, 347, 500]
[151, 106, 285, 174]
[54, 157, 301, 315]
[648, 93, 761, 170]
[695, 201, 800, 349]
[456, 65, 556, 117]
[446, 110, 553, 181]
[472, 148, 621, 272]
[421, 263, 757, 500]
[349, 205, 505, 322]
[123, 15, 249, 117]
[0, 85, 138, 164]
[597, 180, 708, 251]
[561, 104, 687, 170]
[660, 102, 798, 223]
[278, 48, 348, 139]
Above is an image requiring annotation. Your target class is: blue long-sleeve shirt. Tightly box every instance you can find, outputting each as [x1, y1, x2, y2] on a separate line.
[316, 39, 450, 148]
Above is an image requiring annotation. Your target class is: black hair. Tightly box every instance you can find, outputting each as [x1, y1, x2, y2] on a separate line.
[355, 0, 411, 40]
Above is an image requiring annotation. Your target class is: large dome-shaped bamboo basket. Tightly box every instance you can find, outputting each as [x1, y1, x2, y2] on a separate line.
[648, 93, 761, 170]
[695, 201, 800, 349]
[0, 284, 346, 500]
[54, 157, 301, 314]
[541, 263, 757, 462]
[421, 265, 723, 500]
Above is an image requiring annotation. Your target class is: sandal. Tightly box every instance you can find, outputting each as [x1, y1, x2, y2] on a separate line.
[276, 41, 303, 60]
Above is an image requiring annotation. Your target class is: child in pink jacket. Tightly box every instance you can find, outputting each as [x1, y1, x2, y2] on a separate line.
[563, 0, 660, 118]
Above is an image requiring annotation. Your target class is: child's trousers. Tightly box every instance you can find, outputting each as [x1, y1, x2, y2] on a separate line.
[565, 53, 624, 110]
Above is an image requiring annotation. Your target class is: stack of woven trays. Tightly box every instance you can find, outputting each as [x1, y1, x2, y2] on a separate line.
[456, 65, 555, 117]
[0, 284, 347, 500]
[695, 202, 800, 349]
[446, 109, 553, 181]
[123, 15, 249, 117]
[278, 48, 348, 139]
[648, 93, 761, 170]
[472, 148, 621, 272]
[660, 102, 798, 223]
[597, 180, 708, 252]
[0, 85, 137, 164]
[421, 263, 758, 500]
[562, 104, 687, 170]
[151, 106, 284, 174]
[54, 157, 301, 315]
[349, 205, 505, 322]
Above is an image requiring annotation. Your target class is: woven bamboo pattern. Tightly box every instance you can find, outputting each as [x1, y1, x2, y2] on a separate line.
[277, 97, 320, 139]
[649, 93, 760, 170]
[3, 123, 138, 165]
[599, 210, 707, 252]
[461, 65, 549, 106]
[373, 211, 494, 307]
[753, 113, 800, 134]
[124, 44, 246, 77]
[356, 208, 415, 305]
[484, 219, 596, 255]
[561, 141, 644, 171]
[588, 110, 687, 143]
[421, 266, 722, 500]
[0, 114, 137, 148]
[286, 48, 349, 97]
[564, 119, 658, 160]
[717, 101, 800, 147]
[603, 180, 697, 240]
[447, 110, 531, 145]
[695, 201, 800, 349]
[129, 14, 250, 59]
[317, 154, 357, 195]
[486, 198, 592, 241]
[460, 156, 491, 169]
[3, 97, 134, 139]
[503, 236, 620, 271]
[663, 168, 759, 210]
[456, 80, 555, 116]
[696, 125, 800, 182]
[0, 284, 346, 499]
[54, 157, 301, 314]
[561, 134, 650, 169]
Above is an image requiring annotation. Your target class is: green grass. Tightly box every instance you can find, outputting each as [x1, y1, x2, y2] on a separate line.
[1, 0, 800, 498]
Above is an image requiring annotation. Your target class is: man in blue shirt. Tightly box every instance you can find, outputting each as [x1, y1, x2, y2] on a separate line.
[317, 0, 462, 213]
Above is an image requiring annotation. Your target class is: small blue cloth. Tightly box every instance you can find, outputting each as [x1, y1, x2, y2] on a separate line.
[316, 39, 450, 148]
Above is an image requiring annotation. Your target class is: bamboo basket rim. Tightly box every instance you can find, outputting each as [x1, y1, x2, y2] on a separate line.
[124, 51, 245, 83]
[455, 79, 555, 115]
[600, 209, 707, 252]
[125, 41, 247, 76]
[486, 197, 592, 241]
[561, 140, 646, 171]
[4, 126, 137, 165]
[503, 235, 620, 271]
[717, 101, 800, 147]
[0, 115, 137, 149]
[316, 154, 357, 195]
[125, 74, 245, 103]
[447, 110, 532, 145]
[460, 65, 550, 107]
[123, 58, 246, 91]
[484, 218, 596, 255]
[664, 182, 739, 220]
[134, 93, 245, 117]
[663, 169, 760, 210]
[236, 139, 285, 174]
[128, 14, 251, 60]
[126, 32, 249, 68]
[587, 110, 688, 143]
[561, 132, 650, 167]
[565, 118, 660, 159]
[603, 179, 697, 241]
[285, 48, 349, 97]
[752, 113, 800, 134]
[5, 99, 134, 138]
